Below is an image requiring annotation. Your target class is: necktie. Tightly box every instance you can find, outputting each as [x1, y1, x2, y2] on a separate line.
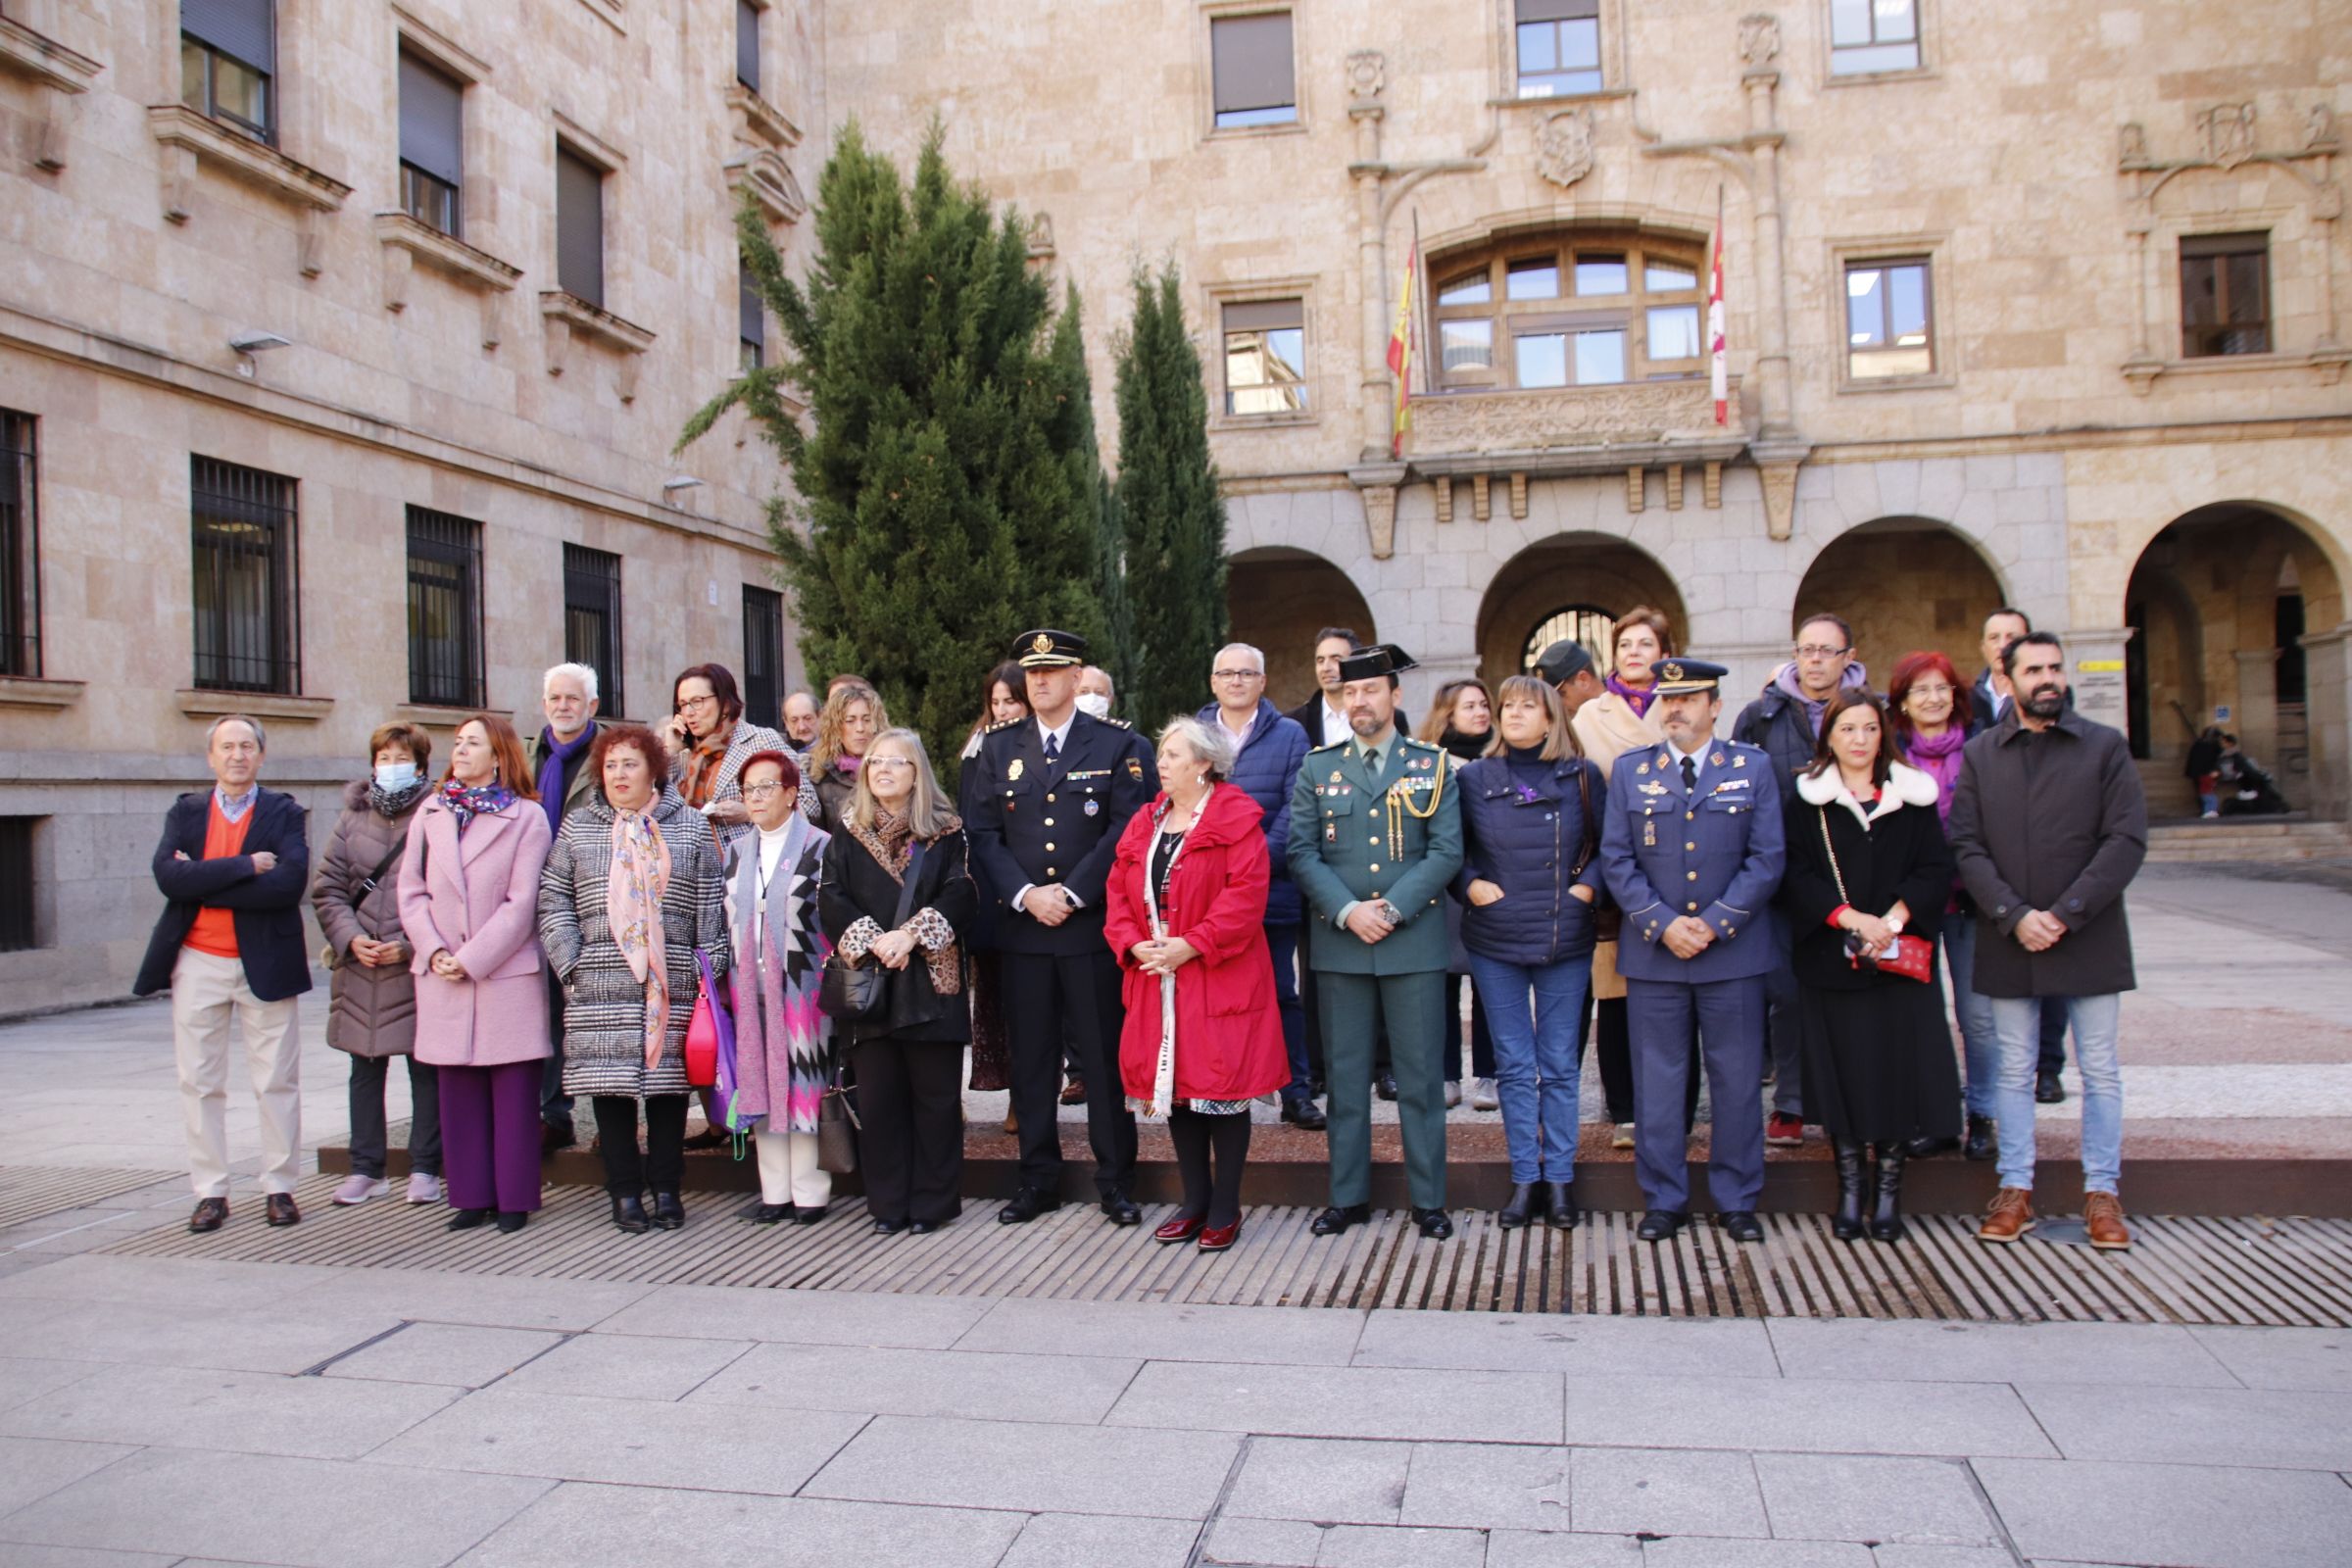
[1044, 732, 1060, 763]
[1681, 755, 1697, 792]
[1363, 746, 1383, 783]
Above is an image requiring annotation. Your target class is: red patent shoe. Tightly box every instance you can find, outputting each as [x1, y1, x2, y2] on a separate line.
[1153, 1214, 1204, 1245]
[1197, 1219, 1241, 1252]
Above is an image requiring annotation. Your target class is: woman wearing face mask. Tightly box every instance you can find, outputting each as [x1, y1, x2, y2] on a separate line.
[1416, 678, 1496, 1109]
[400, 715, 553, 1233]
[315, 724, 443, 1207]
[959, 662, 1029, 1108]
[809, 680, 888, 835]
[1778, 690, 1961, 1243]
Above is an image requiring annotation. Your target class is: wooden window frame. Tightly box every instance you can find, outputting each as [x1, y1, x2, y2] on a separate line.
[1201, 3, 1304, 140]
[1841, 254, 1937, 383]
[1204, 276, 1319, 428]
[2179, 231, 2272, 360]
[1428, 229, 1706, 393]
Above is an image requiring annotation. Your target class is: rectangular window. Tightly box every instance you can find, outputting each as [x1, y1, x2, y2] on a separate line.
[1844, 258, 1935, 378]
[742, 584, 784, 729]
[405, 507, 484, 709]
[737, 0, 762, 92]
[740, 260, 765, 371]
[1516, 0, 1601, 99]
[563, 543, 624, 719]
[1646, 304, 1702, 362]
[1574, 252, 1629, 296]
[556, 144, 607, 308]
[190, 456, 300, 695]
[1440, 318, 1494, 374]
[0, 411, 37, 679]
[2180, 232, 2271, 358]
[180, 0, 276, 142]
[0, 817, 34, 954]
[1829, 0, 1921, 75]
[398, 49, 465, 238]
[1514, 327, 1626, 387]
[1210, 12, 1297, 129]
[1505, 257, 1560, 300]
[1222, 297, 1308, 415]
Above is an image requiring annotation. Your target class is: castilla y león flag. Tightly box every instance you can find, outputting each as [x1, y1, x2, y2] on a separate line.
[1709, 192, 1728, 425]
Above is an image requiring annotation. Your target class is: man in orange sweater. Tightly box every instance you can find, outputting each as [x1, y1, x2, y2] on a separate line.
[133, 715, 314, 1233]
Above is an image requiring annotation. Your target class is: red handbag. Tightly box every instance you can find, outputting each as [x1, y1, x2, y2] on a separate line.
[682, 950, 723, 1087]
[1818, 808, 1934, 985]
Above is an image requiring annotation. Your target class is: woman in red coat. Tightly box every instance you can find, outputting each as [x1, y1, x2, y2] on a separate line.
[1105, 716, 1292, 1252]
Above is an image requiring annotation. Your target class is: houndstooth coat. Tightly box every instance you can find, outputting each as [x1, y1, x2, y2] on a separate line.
[537, 782, 731, 1099]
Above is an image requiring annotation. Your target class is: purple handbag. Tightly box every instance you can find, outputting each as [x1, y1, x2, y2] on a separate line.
[693, 949, 752, 1135]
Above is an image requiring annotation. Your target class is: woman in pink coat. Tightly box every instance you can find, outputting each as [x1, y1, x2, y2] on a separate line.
[399, 714, 554, 1233]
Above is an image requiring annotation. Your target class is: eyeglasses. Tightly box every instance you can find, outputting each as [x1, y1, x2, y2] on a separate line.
[742, 782, 789, 800]
[1906, 684, 1955, 701]
[1212, 668, 1264, 681]
[864, 756, 914, 771]
[677, 694, 719, 711]
[1794, 645, 1849, 661]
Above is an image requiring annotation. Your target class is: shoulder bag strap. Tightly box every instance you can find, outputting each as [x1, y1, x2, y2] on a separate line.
[1817, 806, 1850, 906]
[891, 841, 929, 927]
[351, 834, 409, 909]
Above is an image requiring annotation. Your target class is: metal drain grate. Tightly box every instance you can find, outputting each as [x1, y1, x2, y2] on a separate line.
[0, 1166, 176, 1232]
[99, 1175, 2352, 1326]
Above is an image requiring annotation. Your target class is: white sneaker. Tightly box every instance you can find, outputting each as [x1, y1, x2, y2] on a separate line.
[1471, 1077, 1499, 1111]
[405, 1173, 445, 1204]
[1612, 1122, 1636, 1150]
[331, 1174, 387, 1206]
[1444, 1081, 1462, 1108]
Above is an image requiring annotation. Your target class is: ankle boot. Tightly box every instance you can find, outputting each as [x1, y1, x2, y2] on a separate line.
[1869, 1142, 1907, 1242]
[1496, 1183, 1542, 1229]
[1832, 1140, 1869, 1241]
[651, 1191, 685, 1231]
[611, 1192, 650, 1234]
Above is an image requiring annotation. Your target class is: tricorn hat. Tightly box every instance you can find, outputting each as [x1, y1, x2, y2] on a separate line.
[1335, 643, 1417, 684]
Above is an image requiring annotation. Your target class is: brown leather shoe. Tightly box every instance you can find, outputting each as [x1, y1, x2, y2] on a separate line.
[2082, 1192, 2132, 1250]
[1059, 1077, 1087, 1105]
[265, 1193, 301, 1227]
[188, 1198, 228, 1234]
[1977, 1187, 2034, 1244]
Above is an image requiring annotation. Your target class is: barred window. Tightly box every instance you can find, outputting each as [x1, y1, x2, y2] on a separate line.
[742, 584, 784, 728]
[190, 456, 300, 695]
[0, 411, 37, 679]
[406, 507, 485, 709]
[563, 543, 624, 718]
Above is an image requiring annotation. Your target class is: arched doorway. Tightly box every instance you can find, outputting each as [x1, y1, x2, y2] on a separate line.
[1793, 517, 2006, 681]
[1475, 534, 1687, 686]
[2124, 503, 2346, 816]
[1226, 547, 1376, 710]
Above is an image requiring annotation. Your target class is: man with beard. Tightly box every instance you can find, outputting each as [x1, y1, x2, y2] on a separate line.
[1948, 632, 2147, 1251]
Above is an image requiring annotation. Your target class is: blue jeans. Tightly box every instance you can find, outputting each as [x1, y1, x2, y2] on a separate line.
[1267, 923, 1309, 1103]
[1940, 920, 2000, 1119]
[1990, 992, 2123, 1195]
[1467, 953, 1590, 1184]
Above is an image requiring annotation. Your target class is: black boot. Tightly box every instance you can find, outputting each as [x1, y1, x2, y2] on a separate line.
[1869, 1143, 1907, 1242]
[1832, 1140, 1869, 1242]
[651, 1191, 685, 1231]
[1542, 1182, 1579, 1229]
[1963, 1112, 1997, 1162]
[611, 1193, 650, 1234]
[1496, 1183, 1542, 1229]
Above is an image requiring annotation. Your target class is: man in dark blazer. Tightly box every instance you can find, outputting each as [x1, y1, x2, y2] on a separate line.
[132, 714, 313, 1234]
[967, 628, 1156, 1225]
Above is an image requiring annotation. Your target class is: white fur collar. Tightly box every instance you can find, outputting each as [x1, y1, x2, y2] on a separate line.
[1797, 760, 1938, 829]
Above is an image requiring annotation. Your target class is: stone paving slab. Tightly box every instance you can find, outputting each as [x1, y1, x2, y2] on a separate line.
[319, 1322, 566, 1389]
[0, 1252, 345, 1308]
[295, 1265, 659, 1334]
[1975, 1454, 2352, 1568]
[1748, 1453, 2003, 1546]
[683, 1340, 1144, 1424]
[0, 1545, 182, 1567]
[0, 1361, 453, 1460]
[1397, 1440, 1575, 1533]
[1351, 1309, 1780, 1377]
[1108, 1360, 1565, 1444]
[1764, 1318, 2243, 1388]
[594, 1281, 995, 1347]
[449, 1482, 1026, 1567]
[1566, 1446, 1768, 1538]
[1224, 1436, 1410, 1526]
[0, 1296, 408, 1375]
[801, 1413, 1242, 1518]
[0, 1357, 95, 1414]
[2186, 1324, 2352, 1391]
[0, 1435, 139, 1516]
[1481, 1532, 1648, 1567]
[994, 1510, 1200, 1568]
[951, 1296, 1368, 1365]
[2015, 1381, 2352, 1470]
[1640, 1541, 1877, 1568]
[1559, 1373, 2057, 1458]
[493, 1326, 753, 1401]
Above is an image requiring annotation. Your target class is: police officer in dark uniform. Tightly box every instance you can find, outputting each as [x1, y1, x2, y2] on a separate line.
[967, 629, 1157, 1225]
[1597, 659, 1786, 1245]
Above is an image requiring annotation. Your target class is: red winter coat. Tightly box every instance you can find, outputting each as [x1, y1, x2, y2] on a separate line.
[1105, 782, 1292, 1104]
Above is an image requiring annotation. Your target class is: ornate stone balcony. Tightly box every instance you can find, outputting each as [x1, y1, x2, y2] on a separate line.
[1405, 376, 1745, 477]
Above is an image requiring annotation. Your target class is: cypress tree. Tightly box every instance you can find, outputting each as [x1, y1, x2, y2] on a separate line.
[1111, 262, 1229, 737]
[680, 122, 1106, 773]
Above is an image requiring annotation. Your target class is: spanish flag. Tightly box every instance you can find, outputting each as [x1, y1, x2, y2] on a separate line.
[1387, 228, 1417, 459]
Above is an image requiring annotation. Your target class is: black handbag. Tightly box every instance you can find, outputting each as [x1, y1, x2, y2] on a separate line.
[817, 841, 928, 1021]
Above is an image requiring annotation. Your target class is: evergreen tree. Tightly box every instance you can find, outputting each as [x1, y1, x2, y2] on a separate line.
[1111, 262, 1229, 736]
[680, 122, 1106, 773]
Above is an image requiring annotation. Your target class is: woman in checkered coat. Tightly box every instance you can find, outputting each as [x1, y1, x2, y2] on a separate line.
[537, 723, 730, 1234]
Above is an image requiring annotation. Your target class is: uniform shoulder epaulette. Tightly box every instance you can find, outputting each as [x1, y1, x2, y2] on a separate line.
[1398, 733, 1442, 750]
[984, 717, 1021, 734]
[1305, 737, 1348, 755]
[1099, 716, 1133, 729]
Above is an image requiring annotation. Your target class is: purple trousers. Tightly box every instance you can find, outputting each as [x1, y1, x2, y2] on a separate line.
[440, 1060, 544, 1214]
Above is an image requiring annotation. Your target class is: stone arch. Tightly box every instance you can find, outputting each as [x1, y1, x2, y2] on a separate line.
[1473, 532, 1688, 687]
[1226, 546, 1377, 710]
[1790, 516, 2010, 682]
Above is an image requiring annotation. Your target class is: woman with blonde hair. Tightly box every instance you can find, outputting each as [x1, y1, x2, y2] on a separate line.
[808, 680, 889, 834]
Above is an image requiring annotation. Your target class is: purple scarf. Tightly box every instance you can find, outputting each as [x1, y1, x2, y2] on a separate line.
[536, 725, 594, 835]
[1902, 726, 1967, 825]
[1605, 673, 1658, 718]
[1771, 659, 1870, 736]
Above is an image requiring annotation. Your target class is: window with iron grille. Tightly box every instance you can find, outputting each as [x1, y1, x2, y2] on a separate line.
[180, 0, 275, 143]
[0, 817, 35, 953]
[398, 48, 465, 237]
[406, 507, 484, 709]
[190, 456, 300, 695]
[737, 0, 762, 93]
[563, 543, 624, 719]
[2180, 232, 2271, 358]
[742, 584, 784, 728]
[0, 411, 37, 679]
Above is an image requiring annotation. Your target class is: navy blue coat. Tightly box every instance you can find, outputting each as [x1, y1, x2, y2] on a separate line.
[133, 787, 314, 1002]
[1452, 752, 1609, 966]
[1599, 739, 1786, 984]
[1196, 699, 1310, 926]
[965, 710, 1155, 956]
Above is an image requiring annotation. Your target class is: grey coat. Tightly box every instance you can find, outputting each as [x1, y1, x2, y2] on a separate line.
[537, 783, 731, 1098]
[1947, 707, 2148, 999]
[666, 719, 806, 852]
[312, 780, 425, 1058]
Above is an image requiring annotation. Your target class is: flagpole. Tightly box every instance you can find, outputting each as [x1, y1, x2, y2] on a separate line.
[1413, 208, 1431, 398]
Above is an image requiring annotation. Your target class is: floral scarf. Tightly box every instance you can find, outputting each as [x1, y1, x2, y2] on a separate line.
[680, 722, 734, 808]
[440, 778, 517, 835]
[1605, 673, 1658, 718]
[607, 807, 674, 1069]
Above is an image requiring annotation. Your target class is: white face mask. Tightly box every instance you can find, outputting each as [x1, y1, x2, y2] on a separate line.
[374, 761, 419, 791]
[1074, 693, 1111, 720]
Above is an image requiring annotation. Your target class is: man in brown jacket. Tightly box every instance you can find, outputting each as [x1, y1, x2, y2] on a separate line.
[1947, 632, 2148, 1250]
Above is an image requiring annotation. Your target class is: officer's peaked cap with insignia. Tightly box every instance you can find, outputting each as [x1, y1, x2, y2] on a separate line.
[1335, 643, 1416, 683]
[1649, 657, 1730, 696]
[1013, 628, 1088, 668]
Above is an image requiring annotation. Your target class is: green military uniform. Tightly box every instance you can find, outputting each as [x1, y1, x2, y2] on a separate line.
[1286, 709, 1464, 1211]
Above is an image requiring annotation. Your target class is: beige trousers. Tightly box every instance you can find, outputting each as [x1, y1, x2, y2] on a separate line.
[754, 1121, 832, 1208]
[171, 947, 302, 1198]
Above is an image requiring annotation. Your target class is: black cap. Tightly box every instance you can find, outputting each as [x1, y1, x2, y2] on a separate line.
[1013, 628, 1087, 668]
[1650, 658, 1730, 696]
[1533, 639, 1596, 686]
[1335, 643, 1417, 684]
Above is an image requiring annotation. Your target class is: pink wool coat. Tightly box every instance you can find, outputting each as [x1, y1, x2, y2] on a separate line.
[398, 793, 553, 1068]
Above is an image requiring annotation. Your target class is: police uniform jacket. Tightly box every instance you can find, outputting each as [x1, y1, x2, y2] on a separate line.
[1285, 733, 1464, 976]
[1598, 739, 1786, 984]
[965, 710, 1155, 956]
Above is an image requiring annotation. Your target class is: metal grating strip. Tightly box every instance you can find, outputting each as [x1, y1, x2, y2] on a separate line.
[0, 1166, 177, 1231]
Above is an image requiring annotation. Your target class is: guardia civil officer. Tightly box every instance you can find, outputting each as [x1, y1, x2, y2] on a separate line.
[1287, 645, 1465, 1241]
[967, 629, 1157, 1225]
[1597, 659, 1786, 1244]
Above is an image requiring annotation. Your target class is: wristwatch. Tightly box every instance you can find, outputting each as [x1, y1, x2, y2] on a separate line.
[1886, 914, 1905, 935]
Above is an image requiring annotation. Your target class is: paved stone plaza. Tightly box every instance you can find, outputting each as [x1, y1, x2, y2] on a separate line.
[0, 864, 2348, 1567]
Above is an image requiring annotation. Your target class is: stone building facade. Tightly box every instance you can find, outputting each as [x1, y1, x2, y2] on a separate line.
[0, 0, 821, 1012]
